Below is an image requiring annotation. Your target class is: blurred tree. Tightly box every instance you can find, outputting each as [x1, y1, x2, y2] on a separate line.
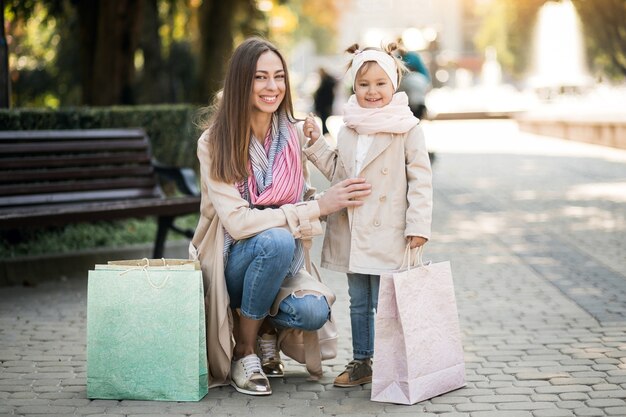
[7, 0, 143, 106]
[194, 0, 266, 103]
[136, 0, 169, 103]
[76, 0, 143, 105]
[5, 0, 346, 106]
[572, 0, 626, 79]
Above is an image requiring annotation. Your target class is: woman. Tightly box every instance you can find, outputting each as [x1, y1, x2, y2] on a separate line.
[190, 37, 371, 396]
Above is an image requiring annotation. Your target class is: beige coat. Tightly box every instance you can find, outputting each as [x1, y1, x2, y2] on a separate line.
[190, 123, 329, 388]
[303, 124, 433, 275]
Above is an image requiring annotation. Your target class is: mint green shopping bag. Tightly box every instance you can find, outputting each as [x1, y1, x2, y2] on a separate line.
[87, 259, 208, 401]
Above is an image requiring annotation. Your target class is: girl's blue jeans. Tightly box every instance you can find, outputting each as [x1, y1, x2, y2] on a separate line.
[224, 228, 329, 331]
[347, 273, 380, 360]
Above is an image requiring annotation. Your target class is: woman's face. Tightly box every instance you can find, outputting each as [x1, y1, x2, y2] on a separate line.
[251, 51, 286, 115]
[354, 62, 395, 108]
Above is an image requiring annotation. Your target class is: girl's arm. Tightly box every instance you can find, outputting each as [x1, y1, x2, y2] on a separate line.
[405, 125, 433, 241]
[301, 122, 342, 182]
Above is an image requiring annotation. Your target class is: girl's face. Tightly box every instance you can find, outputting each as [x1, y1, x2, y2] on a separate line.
[251, 51, 286, 115]
[354, 62, 395, 108]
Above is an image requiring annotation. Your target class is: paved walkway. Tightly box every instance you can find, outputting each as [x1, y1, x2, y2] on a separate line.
[1, 120, 626, 416]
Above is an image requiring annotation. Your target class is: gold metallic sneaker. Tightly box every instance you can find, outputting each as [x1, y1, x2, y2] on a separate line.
[256, 333, 284, 378]
[333, 359, 373, 387]
[230, 354, 272, 396]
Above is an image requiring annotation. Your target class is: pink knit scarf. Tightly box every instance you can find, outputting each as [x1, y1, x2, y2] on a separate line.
[342, 92, 419, 135]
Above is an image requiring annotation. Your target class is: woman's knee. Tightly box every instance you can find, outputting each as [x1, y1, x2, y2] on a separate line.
[294, 294, 331, 331]
[257, 228, 295, 258]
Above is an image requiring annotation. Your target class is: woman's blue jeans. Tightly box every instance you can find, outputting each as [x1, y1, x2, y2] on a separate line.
[347, 273, 380, 360]
[224, 228, 329, 331]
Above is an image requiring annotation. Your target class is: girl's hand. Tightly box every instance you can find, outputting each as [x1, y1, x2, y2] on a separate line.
[318, 177, 371, 216]
[304, 113, 321, 144]
[408, 236, 427, 249]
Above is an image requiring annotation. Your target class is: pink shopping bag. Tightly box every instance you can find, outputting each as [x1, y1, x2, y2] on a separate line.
[371, 246, 466, 404]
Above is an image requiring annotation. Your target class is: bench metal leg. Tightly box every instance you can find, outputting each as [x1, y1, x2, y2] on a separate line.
[154, 216, 174, 258]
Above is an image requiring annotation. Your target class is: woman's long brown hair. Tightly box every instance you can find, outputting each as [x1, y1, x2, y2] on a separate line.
[201, 37, 297, 184]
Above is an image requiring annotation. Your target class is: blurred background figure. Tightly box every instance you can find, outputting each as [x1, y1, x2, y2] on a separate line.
[397, 44, 431, 120]
[313, 67, 337, 135]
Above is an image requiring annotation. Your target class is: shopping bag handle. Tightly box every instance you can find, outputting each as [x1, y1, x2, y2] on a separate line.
[118, 258, 171, 289]
[401, 244, 426, 271]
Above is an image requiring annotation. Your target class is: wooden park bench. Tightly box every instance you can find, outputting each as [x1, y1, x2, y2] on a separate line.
[0, 128, 201, 258]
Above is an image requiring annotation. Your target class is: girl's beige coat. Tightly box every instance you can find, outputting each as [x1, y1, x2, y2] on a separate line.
[303, 124, 433, 275]
[190, 125, 326, 387]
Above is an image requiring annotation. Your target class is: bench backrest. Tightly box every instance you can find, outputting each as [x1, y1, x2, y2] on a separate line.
[0, 129, 162, 208]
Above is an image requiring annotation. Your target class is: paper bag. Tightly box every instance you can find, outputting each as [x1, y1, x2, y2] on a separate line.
[87, 259, 208, 401]
[371, 247, 466, 404]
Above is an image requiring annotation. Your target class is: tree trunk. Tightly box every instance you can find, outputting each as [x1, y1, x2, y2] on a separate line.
[0, 0, 10, 108]
[78, 0, 144, 105]
[194, 0, 238, 104]
[137, 0, 169, 103]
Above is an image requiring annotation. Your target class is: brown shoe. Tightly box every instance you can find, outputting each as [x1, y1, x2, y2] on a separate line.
[256, 333, 284, 378]
[333, 359, 372, 387]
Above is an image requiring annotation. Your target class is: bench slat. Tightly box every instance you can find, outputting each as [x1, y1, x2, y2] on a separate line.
[0, 166, 154, 183]
[0, 139, 149, 155]
[0, 152, 151, 169]
[0, 187, 160, 207]
[0, 178, 159, 200]
[0, 196, 200, 229]
[0, 129, 147, 141]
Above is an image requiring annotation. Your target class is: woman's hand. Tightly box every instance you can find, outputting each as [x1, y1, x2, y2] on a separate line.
[303, 113, 321, 145]
[408, 236, 427, 249]
[317, 177, 371, 217]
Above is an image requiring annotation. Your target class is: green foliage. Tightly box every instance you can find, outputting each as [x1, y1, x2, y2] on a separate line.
[0, 104, 204, 169]
[572, 0, 626, 79]
[0, 215, 198, 259]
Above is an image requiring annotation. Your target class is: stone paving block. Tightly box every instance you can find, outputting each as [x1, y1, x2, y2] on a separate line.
[472, 395, 530, 403]
[591, 379, 620, 391]
[282, 403, 324, 417]
[586, 398, 626, 409]
[559, 393, 590, 401]
[532, 410, 575, 416]
[535, 385, 593, 394]
[127, 415, 187, 417]
[15, 405, 76, 414]
[605, 406, 626, 415]
[497, 402, 557, 411]
[571, 407, 604, 416]
[587, 390, 626, 399]
[550, 378, 604, 386]
[496, 387, 535, 395]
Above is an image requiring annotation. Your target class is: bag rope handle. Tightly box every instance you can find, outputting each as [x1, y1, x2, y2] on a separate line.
[118, 258, 171, 289]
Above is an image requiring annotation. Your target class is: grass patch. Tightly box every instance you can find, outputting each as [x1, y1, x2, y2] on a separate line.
[0, 214, 198, 259]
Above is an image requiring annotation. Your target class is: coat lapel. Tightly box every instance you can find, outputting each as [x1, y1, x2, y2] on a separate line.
[338, 128, 358, 178]
[359, 133, 394, 174]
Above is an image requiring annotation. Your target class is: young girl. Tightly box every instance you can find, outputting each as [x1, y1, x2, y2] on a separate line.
[303, 43, 433, 387]
[191, 37, 371, 396]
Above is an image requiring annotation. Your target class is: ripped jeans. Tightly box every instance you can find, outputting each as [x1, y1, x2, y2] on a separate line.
[224, 228, 330, 331]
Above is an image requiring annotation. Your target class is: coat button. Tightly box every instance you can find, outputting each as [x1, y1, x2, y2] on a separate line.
[374, 220, 380, 227]
[381, 167, 389, 174]
[379, 195, 386, 202]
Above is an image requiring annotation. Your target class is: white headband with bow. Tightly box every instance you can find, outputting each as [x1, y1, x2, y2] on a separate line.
[350, 50, 399, 91]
